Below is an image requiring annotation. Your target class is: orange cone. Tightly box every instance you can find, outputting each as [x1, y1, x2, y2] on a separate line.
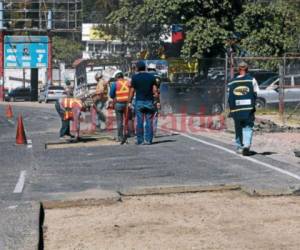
[16, 114, 27, 145]
[6, 104, 13, 119]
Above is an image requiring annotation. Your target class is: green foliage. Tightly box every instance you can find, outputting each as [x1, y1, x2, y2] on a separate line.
[235, 1, 300, 56]
[52, 36, 83, 66]
[108, 0, 244, 58]
[95, 0, 300, 59]
[83, 0, 119, 22]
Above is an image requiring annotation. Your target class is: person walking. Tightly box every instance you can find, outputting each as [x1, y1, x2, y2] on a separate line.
[109, 70, 132, 143]
[129, 61, 158, 145]
[93, 72, 109, 131]
[227, 61, 259, 156]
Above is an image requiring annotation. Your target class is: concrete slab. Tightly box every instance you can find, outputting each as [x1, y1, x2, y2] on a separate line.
[45, 135, 118, 149]
[42, 189, 121, 209]
[120, 184, 241, 196]
[0, 202, 41, 250]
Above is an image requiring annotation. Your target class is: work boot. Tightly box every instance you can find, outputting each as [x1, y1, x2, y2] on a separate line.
[59, 135, 69, 140]
[236, 148, 243, 154]
[242, 147, 250, 156]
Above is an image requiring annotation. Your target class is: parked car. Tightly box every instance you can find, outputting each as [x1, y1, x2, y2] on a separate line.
[6, 87, 31, 102]
[257, 74, 300, 108]
[249, 70, 278, 85]
[4, 88, 9, 101]
[39, 85, 67, 103]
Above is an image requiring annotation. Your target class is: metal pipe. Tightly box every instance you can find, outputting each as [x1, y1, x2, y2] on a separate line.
[0, 1, 3, 30]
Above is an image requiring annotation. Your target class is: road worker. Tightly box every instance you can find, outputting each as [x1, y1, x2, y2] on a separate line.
[129, 61, 158, 145]
[147, 63, 161, 136]
[55, 97, 85, 140]
[92, 71, 109, 131]
[109, 70, 132, 143]
[227, 61, 259, 156]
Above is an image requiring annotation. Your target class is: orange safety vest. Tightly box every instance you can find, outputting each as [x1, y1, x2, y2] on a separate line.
[62, 98, 83, 120]
[115, 79, 130, 102]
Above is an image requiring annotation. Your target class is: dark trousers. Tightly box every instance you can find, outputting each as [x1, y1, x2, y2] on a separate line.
[60, 119, 70, 137]
[55, 100, 71, 137]
[115, 102, 133, 141]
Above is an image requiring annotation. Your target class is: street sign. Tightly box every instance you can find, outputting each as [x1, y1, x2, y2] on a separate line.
[4, 36, 48, 69]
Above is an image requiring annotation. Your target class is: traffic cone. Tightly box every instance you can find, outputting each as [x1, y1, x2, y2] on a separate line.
[16, 114, 27, 145]
[6, 104, 13, 119]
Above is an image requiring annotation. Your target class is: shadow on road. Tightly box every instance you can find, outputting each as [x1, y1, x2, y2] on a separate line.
[152, 139, 177, 145]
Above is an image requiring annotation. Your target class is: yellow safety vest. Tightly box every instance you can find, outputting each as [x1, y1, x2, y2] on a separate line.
[62, 98, 83, 120]
[115, 79, 130, 102]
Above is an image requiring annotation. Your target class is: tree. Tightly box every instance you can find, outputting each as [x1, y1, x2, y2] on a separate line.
[52, 36, 83, 66]
[108, 0, 245, 58]
[234, 1, 300, 56]
[83, 0, 119, 23]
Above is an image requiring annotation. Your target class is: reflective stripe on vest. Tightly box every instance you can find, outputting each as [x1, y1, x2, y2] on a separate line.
[116, 79, 130, 102]
[62, 98, 83, 120]
[228, 75, 255, 114]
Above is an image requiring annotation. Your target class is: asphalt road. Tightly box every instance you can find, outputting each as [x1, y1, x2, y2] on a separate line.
[1, 102, 300, 249]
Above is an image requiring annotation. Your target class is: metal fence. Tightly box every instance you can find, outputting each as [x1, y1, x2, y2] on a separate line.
[228, 55, 300, 124]
[160, 58, 227, 116]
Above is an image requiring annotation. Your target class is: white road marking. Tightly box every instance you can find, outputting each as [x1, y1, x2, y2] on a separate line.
[27, 139, 32, 149]
[162, 128, 300, 181]
[7, 205, 18, 210]
[13, 171, 26, 193]
[7, 119, 14, 126]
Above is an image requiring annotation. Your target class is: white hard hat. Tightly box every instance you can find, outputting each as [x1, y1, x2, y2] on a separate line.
[148, 63, 156, 70]
[95, 71, 103, 79]
[113, 70, 123, 78]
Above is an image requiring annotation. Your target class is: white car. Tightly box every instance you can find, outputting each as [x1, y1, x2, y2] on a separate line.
[257, 74, 300, 108]
[39, 86, 67, 103]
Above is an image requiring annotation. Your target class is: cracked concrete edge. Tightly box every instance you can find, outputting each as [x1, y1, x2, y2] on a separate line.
[119, 183, 242, 196]
[42, 190, 121, 209]
[241, 185, 300, 197]
[40, 184, 300, 210]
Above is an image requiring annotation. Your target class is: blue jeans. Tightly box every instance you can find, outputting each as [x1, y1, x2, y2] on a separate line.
[234, 115, 254, 150]
[135, 100, 155, 144]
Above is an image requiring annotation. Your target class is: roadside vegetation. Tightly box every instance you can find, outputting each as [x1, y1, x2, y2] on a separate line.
[51, 0, 300, 62]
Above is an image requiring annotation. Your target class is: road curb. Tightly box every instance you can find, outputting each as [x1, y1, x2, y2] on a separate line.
[119, 184, 241, 196]
[42, 190, 121, 209]
[241, 185, 300, 197]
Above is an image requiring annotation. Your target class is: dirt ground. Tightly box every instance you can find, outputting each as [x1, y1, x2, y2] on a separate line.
[44, 191, 300, 250]
[195, 129, 300, 167]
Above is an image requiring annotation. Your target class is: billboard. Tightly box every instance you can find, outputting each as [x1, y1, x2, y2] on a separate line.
[82, 23, 121, 42]
[4, 36, 48, 69]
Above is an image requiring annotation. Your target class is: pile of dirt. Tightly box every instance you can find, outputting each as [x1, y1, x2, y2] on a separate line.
[255, 118, 300, 133]
[44, 191, 300, 250]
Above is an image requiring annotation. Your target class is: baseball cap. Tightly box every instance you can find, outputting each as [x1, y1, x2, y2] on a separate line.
[238, 61, 248, 69]
[136, 60, 146, 71]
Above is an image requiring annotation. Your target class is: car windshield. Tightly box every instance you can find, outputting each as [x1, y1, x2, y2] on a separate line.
[48, 86, 64, 90]
[259, 76, 279, 89]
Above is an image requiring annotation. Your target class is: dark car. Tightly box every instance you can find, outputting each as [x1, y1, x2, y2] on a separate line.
[248, 70, 278, 85]
[7, 87, 31, 102]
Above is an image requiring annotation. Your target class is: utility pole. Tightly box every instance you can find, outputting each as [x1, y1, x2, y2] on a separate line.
[279, 65, 285, 124]
[0, 0, 4, 101]
[47, 10, 52, 87]
[23, 69, 26, 88]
